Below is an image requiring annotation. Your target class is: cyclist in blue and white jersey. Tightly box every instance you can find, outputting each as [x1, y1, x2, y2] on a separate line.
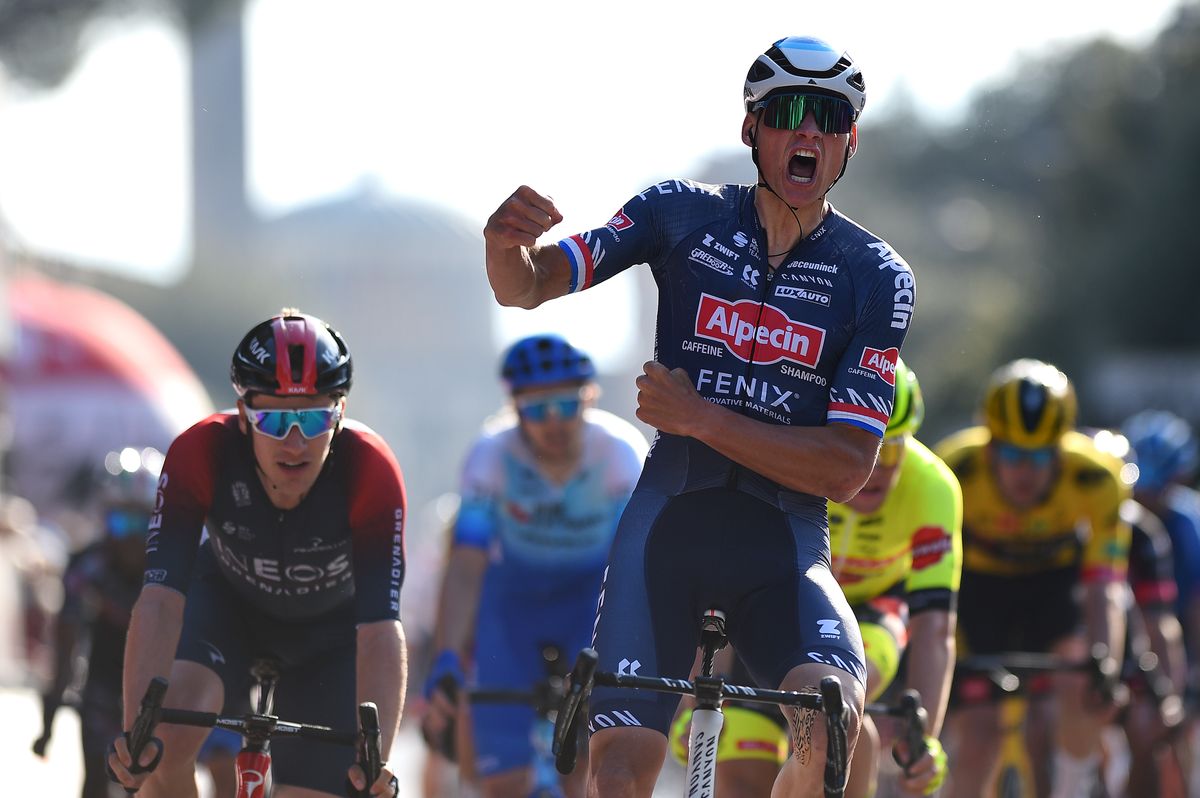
[421, 335, 648, 798]
[484, 36, 914, 798]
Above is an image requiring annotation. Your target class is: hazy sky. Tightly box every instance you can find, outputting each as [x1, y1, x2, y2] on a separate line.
[0, 0, 1187, 283]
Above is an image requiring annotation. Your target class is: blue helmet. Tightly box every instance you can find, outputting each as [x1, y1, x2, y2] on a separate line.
[1122, 410, 1198, 492]
[500, 334, 595, 391]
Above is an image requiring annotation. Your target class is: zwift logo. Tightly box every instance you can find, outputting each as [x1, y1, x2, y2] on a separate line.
[817, 619, 842, 639]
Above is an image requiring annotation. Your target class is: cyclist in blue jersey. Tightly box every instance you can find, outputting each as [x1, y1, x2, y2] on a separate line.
[1123, 410, 1200, 768]
[108, 310, 406, 798]
[421, 334, 648, 798]
[1123, 412, 1200, 694]
[484, 36, 914, 798]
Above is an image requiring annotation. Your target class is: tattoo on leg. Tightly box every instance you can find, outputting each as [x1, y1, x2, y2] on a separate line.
[788, 689, 819, 767]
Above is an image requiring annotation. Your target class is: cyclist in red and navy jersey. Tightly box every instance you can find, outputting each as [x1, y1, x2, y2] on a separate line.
[484, 36, 914, 798]
[108, 310, 406, 798]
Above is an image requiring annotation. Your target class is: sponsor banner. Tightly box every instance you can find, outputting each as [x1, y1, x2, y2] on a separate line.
[859, 346, 899, 386]
[775, 285, 831, 306]
[911, 526, 953, 570]
[606, 209, 634, 232]
[694, 294, 825, 367]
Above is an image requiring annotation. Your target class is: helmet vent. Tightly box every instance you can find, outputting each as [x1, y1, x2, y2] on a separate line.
[747, 60, 775, 83]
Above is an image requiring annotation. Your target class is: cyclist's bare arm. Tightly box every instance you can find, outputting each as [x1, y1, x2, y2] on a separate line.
[905, 610, 954, 739]
[433, 545, 488, 658]
[484, 186, 570, 309]
[121, 585, 184, 728]
[357, 619, 407, 755]
[1085, 580, 1127, 665]
[635, 361, 878, 502]
[109, 585, 184, 784]
[422, 545, 487, 742]
[1145, 605, 1188, 691]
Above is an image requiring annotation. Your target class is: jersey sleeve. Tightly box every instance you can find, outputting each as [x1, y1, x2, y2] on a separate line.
[825, 241, 914, 436]
[903, 457, 963, 615]
[143, 417, 222, 595]
[453, 432, 505, 551]
[1165, 495, 1200, 604]
[345, 429, 408, 624]
[1080, 466, 1132, 583]
[555, 183, 681, 294]
[1125, 503, 1178, 611]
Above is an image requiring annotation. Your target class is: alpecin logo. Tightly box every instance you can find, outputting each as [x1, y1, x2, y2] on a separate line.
[694, 294, 825, 367]
[858, 346, 898, 386]
[606, 208, 634, 232]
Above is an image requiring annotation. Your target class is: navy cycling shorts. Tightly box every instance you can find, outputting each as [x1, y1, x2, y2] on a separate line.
[588, 487, 864, 737]
[176, 545, 358, 794]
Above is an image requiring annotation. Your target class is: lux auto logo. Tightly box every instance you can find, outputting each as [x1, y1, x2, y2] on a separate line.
[694, 293, 825, 367]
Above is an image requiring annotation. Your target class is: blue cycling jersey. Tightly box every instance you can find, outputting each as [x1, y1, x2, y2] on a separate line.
[454, 408, 648, 600]
[557, 179, 914, 504]
[1160, 486, 1200, 618]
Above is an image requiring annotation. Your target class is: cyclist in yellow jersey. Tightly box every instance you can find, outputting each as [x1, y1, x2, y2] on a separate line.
[937, 359, 1130, 798]
[670, 359, 961, 797]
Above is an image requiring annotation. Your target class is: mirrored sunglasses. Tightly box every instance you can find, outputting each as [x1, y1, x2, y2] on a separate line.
[514, 391, 585, 423]
[106, 508, 151, 540]
[757, 92, 856, 134]
[877, 438, 906, 469]
[247, 406, 341, 440]
[993, 443, 1056, 467]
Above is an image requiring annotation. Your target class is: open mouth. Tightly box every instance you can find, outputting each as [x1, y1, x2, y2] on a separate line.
[278, 461, 309, 472]
[788, 148, 818, 183]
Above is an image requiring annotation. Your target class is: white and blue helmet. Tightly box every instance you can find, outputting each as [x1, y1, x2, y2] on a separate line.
[744, 37, 867, 117]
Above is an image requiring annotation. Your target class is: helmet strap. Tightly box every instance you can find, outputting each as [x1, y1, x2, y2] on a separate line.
[748, 114, 806, 258]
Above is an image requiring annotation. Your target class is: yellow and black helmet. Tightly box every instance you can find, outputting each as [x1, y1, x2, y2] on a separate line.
[982, 359, 1076, 448]
[885, 358, 924, 439]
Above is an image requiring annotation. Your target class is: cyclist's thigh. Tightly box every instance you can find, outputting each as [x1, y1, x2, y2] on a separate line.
[174, 555, 253, 708]
[854, 596, 908, 703]
[730, 503, 865, 692]
[471, 611, 536, 778]
[480, 768, 532, 798]
[157, 659, 226, 764]
[269, 614, 357, 795]
[589, 490, 698, 736]
[588, 725, 668, 792]
[472, 591, 594, 778]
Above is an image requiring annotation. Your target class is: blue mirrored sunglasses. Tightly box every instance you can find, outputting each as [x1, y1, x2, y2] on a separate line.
[106, 508, 151, 540]
[993, 443, 1056, 467]
[514, 392, 584, 422]
[247, 407, 341, 440]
